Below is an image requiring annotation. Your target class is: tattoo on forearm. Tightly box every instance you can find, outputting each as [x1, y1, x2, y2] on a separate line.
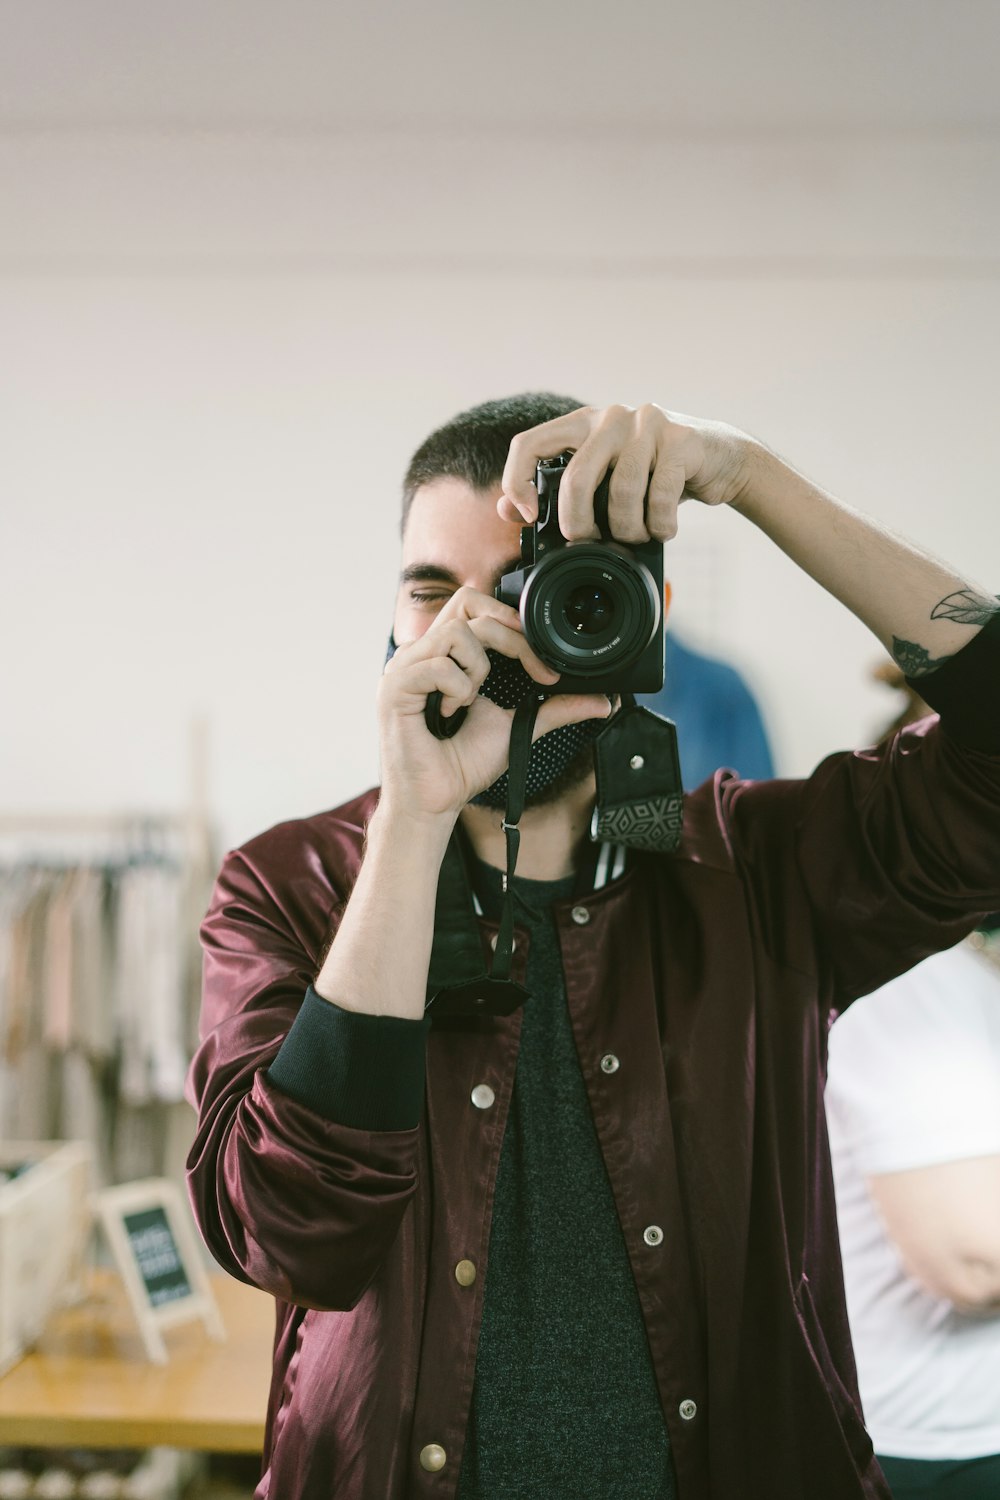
[892, 592, 999, 677]
[929, 590, 1000, 626]
[892, 638, 951, 677]
[893, 588, 995, 678]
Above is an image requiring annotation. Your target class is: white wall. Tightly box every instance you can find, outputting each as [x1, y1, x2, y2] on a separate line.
[3, 129, 999, 852]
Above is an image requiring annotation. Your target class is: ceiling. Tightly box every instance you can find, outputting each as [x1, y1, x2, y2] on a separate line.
[2, 0, 999, 134]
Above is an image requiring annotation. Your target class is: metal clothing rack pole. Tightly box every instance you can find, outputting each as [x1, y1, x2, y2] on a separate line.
[0, 813, 190, 831]
[0, 812, 212, 879]
[0, 715, 215, 855]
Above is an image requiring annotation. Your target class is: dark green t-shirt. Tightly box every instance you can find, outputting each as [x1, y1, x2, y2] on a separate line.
[456, 860, 676, 1500]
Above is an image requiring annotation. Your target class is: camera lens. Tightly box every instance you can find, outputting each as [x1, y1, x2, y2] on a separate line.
[520, 543, 660, 679]
[564, 584, 616, 636]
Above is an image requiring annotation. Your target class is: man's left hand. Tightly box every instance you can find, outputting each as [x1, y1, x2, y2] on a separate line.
[498, 403, 755, 543]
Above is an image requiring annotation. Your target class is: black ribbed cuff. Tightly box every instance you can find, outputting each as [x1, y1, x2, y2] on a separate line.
[267, 986, 431, 1131]
[906, 607, 1000, 753]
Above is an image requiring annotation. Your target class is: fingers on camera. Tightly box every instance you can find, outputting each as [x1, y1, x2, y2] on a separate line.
[469, 616, 558, 684]
[646, 460, 684, 541]
[557, 437, 608, 541]
[608, 447, 656, 544]
[503, 410, 592, 519]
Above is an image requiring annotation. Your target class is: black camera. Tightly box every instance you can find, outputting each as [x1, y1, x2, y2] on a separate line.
[496, 453, 665, 695]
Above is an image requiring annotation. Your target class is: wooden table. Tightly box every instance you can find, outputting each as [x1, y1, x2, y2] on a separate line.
[0, 1270, 272, 1452]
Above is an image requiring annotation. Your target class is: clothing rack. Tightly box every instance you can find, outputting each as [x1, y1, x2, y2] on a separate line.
[0, 719, 218, 1186]
[0, 810, 213, 873]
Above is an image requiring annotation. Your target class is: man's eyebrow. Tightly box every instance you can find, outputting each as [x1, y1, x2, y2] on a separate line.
[400, 558, 524, 591]
[400, 564, 461, 587]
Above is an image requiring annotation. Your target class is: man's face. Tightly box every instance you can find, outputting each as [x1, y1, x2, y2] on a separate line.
[393, 478, 522, 645]
[394, 477, 599, 810]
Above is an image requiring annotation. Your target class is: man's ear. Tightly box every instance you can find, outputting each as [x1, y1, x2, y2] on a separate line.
[663, 578, 673, 623]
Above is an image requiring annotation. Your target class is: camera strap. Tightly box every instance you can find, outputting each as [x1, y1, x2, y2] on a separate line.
[590, 697, 685, 853]
[492, 691, 541, 980]
[424, 691, 685, 1018]
[424, 692, 541, 1018]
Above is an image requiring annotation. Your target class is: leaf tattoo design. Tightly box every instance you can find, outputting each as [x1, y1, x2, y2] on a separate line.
[929, 590, 1000, 625]
[892, 637, 951, 677]
[894, 591, 999, 675]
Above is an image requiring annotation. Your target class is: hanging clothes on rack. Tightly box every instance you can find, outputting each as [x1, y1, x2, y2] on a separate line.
[0, 812, 213, 1186]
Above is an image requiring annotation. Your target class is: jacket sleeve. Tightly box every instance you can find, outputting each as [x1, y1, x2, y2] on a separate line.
[793, 719, 1000, 1004]
[725, 611, 1000, 1007]
[724, 684, 1000, 1010]
[185, 830, 429, 1311]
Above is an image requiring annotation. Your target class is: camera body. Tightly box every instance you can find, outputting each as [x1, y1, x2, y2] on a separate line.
[496, 453, 665, 695]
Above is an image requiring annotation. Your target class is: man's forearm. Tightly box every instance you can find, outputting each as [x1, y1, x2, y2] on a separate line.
[314, 801, 456, 1020]
[731, 441, 998, 674]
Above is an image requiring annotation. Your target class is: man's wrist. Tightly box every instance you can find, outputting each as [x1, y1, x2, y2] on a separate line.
[368, 796, 458, 853]
[312, 794, 456, 1023]
[725, 438, 786, 520]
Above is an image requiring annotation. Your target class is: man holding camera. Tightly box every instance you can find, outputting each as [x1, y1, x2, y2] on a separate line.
[187, 395, 1000, 1500]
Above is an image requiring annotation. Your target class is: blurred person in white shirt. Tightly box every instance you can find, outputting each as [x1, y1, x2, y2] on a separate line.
[827, 669, 1000, 1500]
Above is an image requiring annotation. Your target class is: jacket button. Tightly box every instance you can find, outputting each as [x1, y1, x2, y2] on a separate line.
[600, 1053, 620, 1074]
[471, 1084, 495, 1110]
[419, 1444, 447, 1472]
[643, 1224, 664, 1247]
[571, 905, 591, 925]
[679, 1399, 698, 1421]
[455, 1259, 477, 1287]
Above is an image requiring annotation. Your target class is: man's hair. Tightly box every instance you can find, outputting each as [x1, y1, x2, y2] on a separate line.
[401, 391, 586, 534]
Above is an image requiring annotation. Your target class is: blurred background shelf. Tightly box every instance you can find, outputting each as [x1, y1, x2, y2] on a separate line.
[0, 1271, 270, 1453]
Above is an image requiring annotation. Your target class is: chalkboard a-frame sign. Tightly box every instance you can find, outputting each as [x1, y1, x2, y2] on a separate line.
[96, 1177, 225, 1363]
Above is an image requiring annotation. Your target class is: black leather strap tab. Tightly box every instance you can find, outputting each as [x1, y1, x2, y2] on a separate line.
[429, 976, 531, 1020]
[592, 704, 685, 853]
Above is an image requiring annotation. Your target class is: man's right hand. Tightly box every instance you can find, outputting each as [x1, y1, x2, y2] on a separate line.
[378, 587, 611, 822]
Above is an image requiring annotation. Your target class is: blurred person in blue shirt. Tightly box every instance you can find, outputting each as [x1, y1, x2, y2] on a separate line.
[638, 584, 775, 790]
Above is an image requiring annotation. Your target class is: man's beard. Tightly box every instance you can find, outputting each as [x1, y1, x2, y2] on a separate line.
[470, 730, 598, 810]
[465, 648, 605, 810]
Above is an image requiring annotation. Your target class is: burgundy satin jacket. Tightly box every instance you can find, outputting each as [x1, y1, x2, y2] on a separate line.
[186, 720, 1000, 1500]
